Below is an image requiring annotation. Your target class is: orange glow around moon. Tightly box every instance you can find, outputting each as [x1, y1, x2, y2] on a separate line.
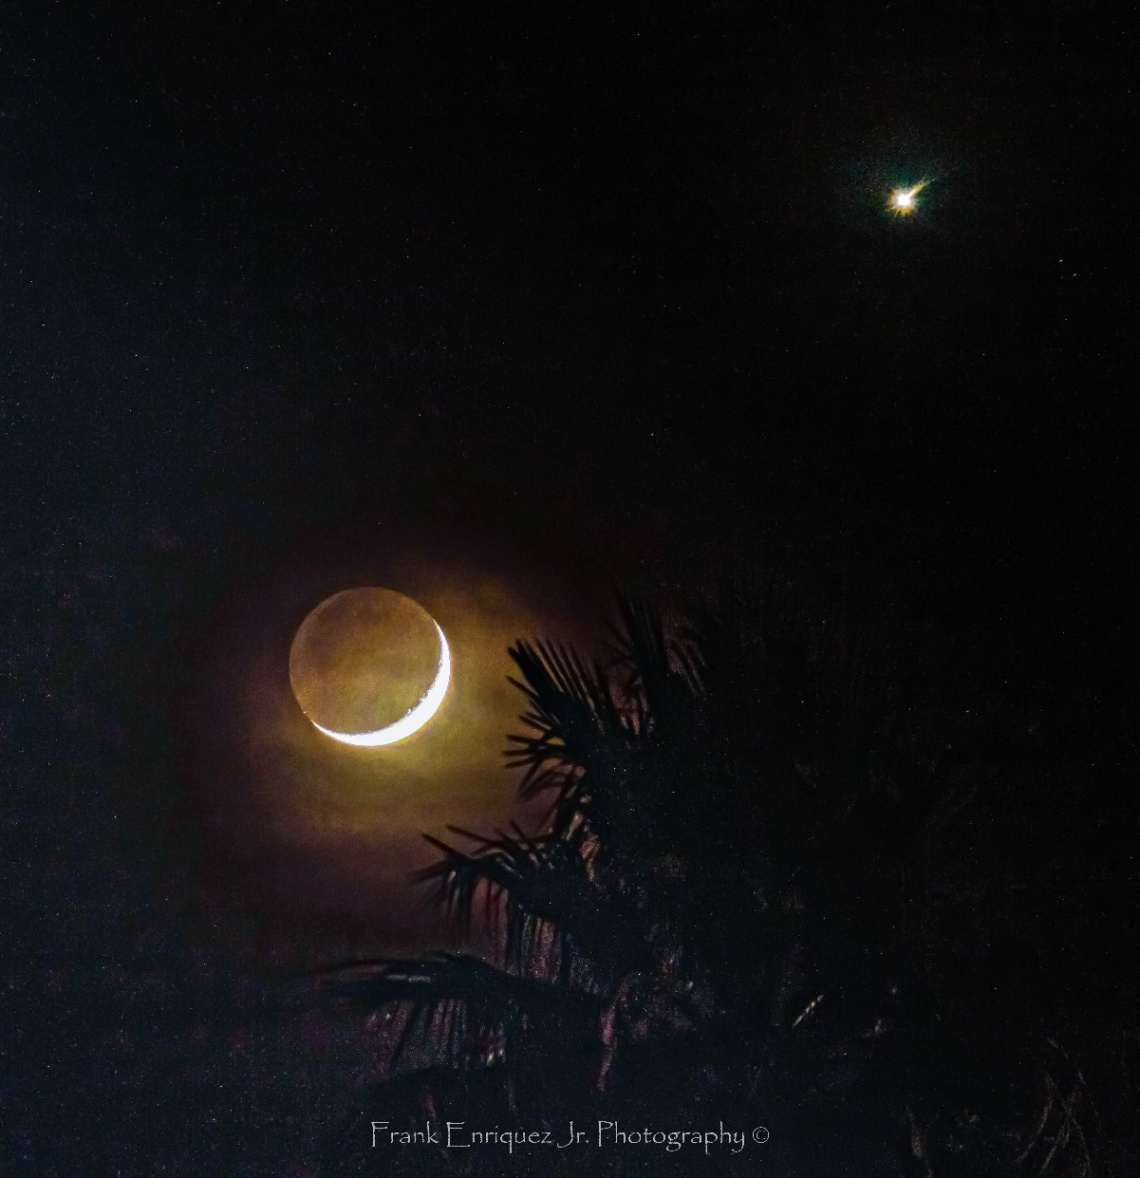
[289, 587, 451, 746]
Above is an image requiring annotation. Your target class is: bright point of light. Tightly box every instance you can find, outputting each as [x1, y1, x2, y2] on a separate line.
[889, 179, 929, 215]
[312, 623, 451, 746]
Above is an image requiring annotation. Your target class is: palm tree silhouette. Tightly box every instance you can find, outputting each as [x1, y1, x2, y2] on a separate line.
[319, 583, 793, 1110]
[313, 572, 1104, 1176]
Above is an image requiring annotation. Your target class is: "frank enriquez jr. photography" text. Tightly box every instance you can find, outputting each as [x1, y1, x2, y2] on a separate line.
[371, 1120, 770, 1156]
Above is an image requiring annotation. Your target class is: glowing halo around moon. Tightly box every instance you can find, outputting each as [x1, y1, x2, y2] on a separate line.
[289, 587, 451, 747]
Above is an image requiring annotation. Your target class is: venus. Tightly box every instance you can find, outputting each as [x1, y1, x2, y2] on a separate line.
[289, 587, 451, 746]
[889, 178, 930, 215]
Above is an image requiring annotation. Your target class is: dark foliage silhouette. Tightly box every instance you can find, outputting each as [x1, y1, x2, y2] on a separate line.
[316, 570, 1130, 1176]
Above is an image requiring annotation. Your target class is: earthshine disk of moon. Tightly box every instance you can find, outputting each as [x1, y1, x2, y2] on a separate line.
[289, 587, 451, 746]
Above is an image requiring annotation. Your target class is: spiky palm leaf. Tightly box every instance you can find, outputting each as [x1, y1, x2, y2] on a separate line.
[318, 951, 603, 1076]
[414, 823, 653, 983]
[504, 635, 675, 876]
[504, 637, 636, 797]
[607, 592, 700, 723]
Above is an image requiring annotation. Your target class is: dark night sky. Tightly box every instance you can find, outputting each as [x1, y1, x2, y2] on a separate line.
[2, 1, 1136, 1171]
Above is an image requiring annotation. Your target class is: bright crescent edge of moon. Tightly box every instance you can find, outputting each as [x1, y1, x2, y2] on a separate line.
[308, 622, 451, 747]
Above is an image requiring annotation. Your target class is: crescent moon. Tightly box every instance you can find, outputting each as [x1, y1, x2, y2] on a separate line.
[310, 622, 451, 747]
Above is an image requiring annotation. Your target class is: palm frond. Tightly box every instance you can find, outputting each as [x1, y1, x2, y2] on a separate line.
[413, 824, 652, 980]
[608, 592, 702, 735]
[504, 639, 637, 797]
[316, 951, 603, 1071]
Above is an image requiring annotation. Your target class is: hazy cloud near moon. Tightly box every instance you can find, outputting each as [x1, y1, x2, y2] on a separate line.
[189, 514, 614, 947]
